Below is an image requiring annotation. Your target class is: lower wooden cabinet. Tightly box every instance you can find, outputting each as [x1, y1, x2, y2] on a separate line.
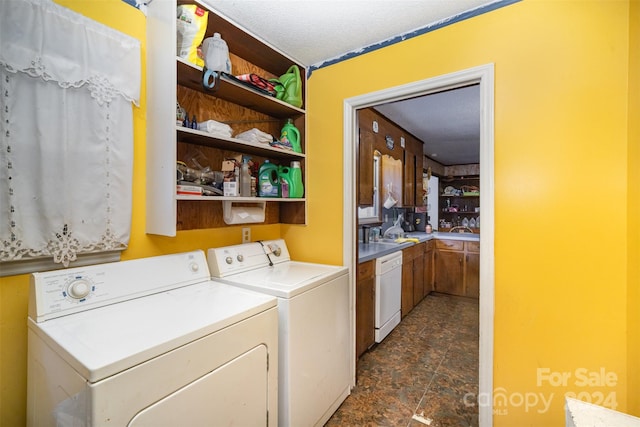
[423, 240, 435, 297]
[434, 239, 479, 298]
[402, 242, 431, 318]
[356, 260, 375, 358]
[465, 241, 480, 298]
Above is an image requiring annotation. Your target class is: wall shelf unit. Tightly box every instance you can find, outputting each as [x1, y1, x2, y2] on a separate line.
[146, 0, 307, 236]
[438, 176, 480, 233]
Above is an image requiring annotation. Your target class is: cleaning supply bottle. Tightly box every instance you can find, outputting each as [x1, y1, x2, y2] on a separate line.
[277, 162, 304, 198]
[201, 32, 232, 73]
[240, 159, 251, 197]
[278, 165, 292, 198]
[288, 161, 304, 198]
[280, 119, 301, 153]
[258, 160, 280, 197]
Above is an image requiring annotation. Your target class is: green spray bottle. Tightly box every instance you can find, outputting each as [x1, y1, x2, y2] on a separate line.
[280, 119, 301, 153]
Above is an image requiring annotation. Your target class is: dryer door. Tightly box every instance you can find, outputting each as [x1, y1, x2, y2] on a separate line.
[128, 345, 268, 426]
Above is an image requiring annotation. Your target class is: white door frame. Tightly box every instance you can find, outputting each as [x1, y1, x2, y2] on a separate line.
[343, 63, 495, 427]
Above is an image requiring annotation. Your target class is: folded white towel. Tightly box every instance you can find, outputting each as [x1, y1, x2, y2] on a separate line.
[235, 128, 274, 144]
[197, 120, 233, 137]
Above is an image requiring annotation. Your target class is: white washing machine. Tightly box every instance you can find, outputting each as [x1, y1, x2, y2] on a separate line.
[27, 250, 278, 427]
[207, 239, 351, 427]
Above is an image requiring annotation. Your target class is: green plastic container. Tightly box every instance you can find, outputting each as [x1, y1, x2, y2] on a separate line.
[258, 160, 280, 197]
[278, 161, 304, 198]
[280, 119, 301, 153]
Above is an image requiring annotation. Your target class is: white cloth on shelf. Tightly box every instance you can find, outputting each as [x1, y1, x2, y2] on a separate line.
[235, 128, 274, 145]
[197, 119, 232, 137]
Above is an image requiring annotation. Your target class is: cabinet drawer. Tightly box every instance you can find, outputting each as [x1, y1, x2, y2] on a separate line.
[358, 260, 375, 280]
[466, 241, 480, 253]
[425, 240, 434, 251]
[435, 239, 464, 251]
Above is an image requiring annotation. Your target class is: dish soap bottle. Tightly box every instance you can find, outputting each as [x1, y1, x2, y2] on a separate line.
[280, 119, 301, 153]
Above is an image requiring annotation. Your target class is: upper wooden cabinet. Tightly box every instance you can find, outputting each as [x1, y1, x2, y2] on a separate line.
[357, 108, 423, 209]
[146, 0, 307, 235]
[358, 129, 374, 206]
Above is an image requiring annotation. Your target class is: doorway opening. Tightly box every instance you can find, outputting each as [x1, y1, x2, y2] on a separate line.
[343, 63, 495, 427]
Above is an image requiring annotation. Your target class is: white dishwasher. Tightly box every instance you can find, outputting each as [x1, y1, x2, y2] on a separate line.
[375, 250, 403, 343]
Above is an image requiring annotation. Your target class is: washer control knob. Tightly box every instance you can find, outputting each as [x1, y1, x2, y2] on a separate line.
[189, 262, 199, 272]
[225, 256, 233, 265]
[237, 254, 244, 262]
[67, 279, 91, 299]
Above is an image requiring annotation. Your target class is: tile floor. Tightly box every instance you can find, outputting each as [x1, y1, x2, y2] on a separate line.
[325, 292, 479, 427]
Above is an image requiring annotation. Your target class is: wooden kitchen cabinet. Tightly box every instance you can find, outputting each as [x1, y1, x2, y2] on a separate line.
[434, 239, 479, 298]
[401, 245, 416, 317]
[146, 0, 307, 235]
[401, 243, 428, 317]
[412, 243, 426, 307]
[358, 130, 374, 206]
[465, 241, 480, 298]
[356, 260, 376, 358]
[423, 240, 435, 297]
[403, 137, 424, 207]
[357, 108, 423, 209]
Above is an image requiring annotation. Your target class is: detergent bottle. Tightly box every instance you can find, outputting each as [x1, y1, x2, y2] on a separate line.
[258, 160, 280, 197]
[280, 119, 301, 153]
[278, 162, 304, 198]
[288, 161, 304, 198]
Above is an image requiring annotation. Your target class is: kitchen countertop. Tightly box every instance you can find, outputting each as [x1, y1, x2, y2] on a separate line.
[358, 231, 479, 263]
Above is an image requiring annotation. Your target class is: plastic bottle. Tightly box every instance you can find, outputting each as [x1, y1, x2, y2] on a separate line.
[240, 159, 251, 197]
[280, 119, 301, 153]
[277, 162, 304, 198]
[288, 161, 304, 198]
[201, 33, 232, 73]
[258, 160, 280, 197]
[278, 165, 292, 198]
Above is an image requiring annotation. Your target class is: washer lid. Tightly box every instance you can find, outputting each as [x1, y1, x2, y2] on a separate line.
[213, 261, 347, 298]
[28, 281, 276, 383]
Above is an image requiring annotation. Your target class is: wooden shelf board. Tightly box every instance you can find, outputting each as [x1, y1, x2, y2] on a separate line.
[177, 58, 305, 119]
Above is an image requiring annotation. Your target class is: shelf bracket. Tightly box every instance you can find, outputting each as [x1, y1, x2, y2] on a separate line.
[222, 200, 266, 224]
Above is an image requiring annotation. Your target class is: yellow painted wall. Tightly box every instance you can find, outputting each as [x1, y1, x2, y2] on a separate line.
[306, 0, 634, 424]
[627, 0, 640, 417]
[0, 0, 636, 426]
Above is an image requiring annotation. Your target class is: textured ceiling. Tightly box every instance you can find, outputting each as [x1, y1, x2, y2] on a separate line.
[208, 0, 497, 166]
[208, 0, 499, 67]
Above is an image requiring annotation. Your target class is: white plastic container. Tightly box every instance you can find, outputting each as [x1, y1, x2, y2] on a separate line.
[201, 33, 231, 73]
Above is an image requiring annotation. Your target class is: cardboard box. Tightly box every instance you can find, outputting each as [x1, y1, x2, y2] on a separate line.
[176, 184, 202, 196]
[224, 181, 238, 197]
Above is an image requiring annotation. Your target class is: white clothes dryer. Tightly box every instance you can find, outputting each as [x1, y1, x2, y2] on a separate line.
[207, 239, 351, 427]
[27, 250, 278, 427]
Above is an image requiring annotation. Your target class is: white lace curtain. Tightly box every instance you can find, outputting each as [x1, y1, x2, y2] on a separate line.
[0, 0, 140, 267]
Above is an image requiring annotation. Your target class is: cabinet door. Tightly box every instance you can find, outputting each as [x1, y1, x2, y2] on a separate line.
[464, 253, 480, 298]
[423, 244, 434, 297]
[356, 261, 375, 358]
[401, 256, 414, 318]
[358, 129, 374, 206]
[412, 243, 425, 306]
[403, 150, 415, 206]
[434, 249, 464, 296]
